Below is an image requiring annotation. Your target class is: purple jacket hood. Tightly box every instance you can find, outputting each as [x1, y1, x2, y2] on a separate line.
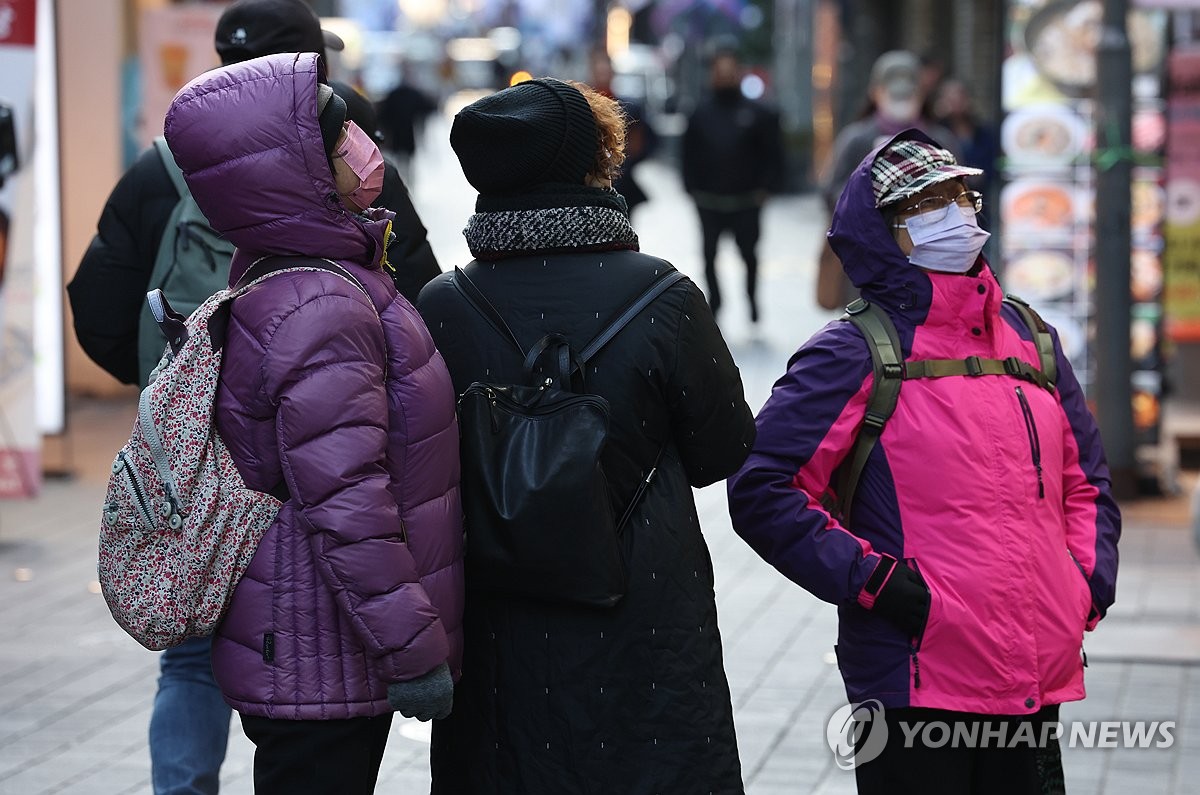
[827, 128, 995, 328]
[164, 52, 391, 269]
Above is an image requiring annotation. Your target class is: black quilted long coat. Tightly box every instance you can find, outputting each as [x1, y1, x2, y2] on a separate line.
[418, 248, 755, 794]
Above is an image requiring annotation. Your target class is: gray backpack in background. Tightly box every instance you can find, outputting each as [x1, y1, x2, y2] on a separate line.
[136, 136, 235, 387]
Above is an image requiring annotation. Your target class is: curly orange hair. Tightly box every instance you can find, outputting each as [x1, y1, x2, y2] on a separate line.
[570, 81, 628, 183]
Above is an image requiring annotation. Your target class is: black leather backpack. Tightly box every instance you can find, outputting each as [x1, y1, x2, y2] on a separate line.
[453, 267, 684, 608]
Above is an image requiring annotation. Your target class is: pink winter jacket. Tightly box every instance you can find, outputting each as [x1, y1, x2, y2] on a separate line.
[728, 129, 1120, 715]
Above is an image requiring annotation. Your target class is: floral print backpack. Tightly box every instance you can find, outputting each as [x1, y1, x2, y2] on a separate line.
[97, 257, 365, 650]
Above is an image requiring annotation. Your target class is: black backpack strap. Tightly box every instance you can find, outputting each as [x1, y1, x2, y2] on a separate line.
[453, 267, 526, 358]
[577, 270, 687, 363]
[146, 290, 190, 356]
[1004, 294, 1057, 392]
[828, 298, 904, 526]
[453, 266, 687, 371]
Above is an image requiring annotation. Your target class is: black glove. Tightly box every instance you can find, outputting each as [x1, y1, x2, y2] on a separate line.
[870, 558, 931, 639]
[387, 662, 454, 721]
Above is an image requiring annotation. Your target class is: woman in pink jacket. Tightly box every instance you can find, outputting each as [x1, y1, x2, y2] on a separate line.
[728, 130, 1120, 793]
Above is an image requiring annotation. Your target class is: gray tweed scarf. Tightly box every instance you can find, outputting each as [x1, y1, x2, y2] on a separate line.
[463, 184, 639, 261]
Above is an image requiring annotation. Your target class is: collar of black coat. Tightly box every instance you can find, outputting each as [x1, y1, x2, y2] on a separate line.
[464, 183, 639, 261]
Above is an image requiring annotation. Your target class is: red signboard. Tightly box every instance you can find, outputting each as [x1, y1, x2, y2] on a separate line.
[0, 0, 36, 48]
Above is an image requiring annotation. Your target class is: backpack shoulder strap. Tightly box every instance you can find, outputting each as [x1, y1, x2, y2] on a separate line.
[1004, 294, 1058, 391]
[452, 266, 526, 357]
[451, 267, 687, 365]
[234, 256, 369, 297]
[152, 136, 189, 199]
[578, 270, 686, 363]
[830, 298, 904, 525]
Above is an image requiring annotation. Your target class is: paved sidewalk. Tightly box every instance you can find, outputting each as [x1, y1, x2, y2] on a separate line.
[2, 121, 1198, 793]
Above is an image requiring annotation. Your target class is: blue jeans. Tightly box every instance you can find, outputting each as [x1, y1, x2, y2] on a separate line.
[149, 636, 231, 795]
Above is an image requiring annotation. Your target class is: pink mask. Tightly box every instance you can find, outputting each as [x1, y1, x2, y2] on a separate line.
[335, 121, 385, 210]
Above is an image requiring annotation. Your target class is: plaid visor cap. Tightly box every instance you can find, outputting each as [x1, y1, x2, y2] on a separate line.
[871, 138, 983, 208]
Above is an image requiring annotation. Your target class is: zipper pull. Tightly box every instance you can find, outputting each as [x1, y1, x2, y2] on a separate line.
[1036, 464, 1045, 498]
[488, 395, 499, 434]
[910, 642, 921, 689]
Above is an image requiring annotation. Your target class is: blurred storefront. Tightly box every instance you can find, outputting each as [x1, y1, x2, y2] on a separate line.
[997, 0, 1168, 486]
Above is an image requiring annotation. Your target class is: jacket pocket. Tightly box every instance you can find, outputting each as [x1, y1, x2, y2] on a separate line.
[1015, 387, 1045, 499]
[906, 558, 934, 690]
[1067, 549, 1093, 621]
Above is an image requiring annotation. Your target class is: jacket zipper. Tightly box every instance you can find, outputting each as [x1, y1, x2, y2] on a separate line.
[907, 558, 925, 690]
[1015, 387, 1044, 499]
[1068, 548, 1090, 667]
[480, 385, 608, 416]
[138, 387, 183, 519]
[117, 451, 156, 530]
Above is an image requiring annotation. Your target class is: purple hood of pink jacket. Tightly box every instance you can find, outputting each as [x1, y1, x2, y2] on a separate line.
[728, 129, 1120, 715]
[164, 53, 464, 719]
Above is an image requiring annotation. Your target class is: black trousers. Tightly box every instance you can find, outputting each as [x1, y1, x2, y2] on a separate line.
[241, 713, 394, 795]
[697, 205, 761, 317]
[854, 706, 1063, 795]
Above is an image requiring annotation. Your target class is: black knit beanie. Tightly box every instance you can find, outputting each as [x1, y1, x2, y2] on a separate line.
[450, 78, 597, 196]
[316, 83, 347, 157]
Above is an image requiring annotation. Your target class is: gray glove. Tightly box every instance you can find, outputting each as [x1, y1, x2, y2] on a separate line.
[387, 662, 453, 721]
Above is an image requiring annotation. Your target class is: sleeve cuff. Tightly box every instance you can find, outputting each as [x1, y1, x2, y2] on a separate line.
[857, 554, 897, 610]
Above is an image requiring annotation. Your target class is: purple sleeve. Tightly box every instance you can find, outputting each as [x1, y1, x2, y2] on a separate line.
[1051, 327, 1121, 628]
[727, 325, 889, 605]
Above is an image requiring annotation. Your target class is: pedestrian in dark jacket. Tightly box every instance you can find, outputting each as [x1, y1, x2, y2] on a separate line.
[68, 0, 439, 388]
[330, 79, 442, 301]
[727, 130, 1120, 793]
[682, 47, 784, 323]
[163, 50, 464, 794]
[418, 77, 756, 794]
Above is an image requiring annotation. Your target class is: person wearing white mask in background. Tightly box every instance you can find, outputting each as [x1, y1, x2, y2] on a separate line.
[815, 50, 962, 311]
[729, 130, 1120, 794]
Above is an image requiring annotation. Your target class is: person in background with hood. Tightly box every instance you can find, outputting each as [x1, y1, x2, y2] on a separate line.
[418, 76, 755, 794]
[815, 50, 961, 311]
[682, 45, 784, 324]
[728, 130, 1120, 793]
[163, 51, 464, 794]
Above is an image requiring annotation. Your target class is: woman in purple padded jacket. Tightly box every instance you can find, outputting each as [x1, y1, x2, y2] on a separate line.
[163, 52, 464, 794]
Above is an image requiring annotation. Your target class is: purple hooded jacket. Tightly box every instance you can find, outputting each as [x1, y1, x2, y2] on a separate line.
[164, 52, 464, 719]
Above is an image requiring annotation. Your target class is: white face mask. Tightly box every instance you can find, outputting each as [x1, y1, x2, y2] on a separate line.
[878, 95, 919, 123]
[901, 204, 991, 274]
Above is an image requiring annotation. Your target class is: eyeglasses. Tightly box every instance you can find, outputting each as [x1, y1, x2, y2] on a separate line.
[892, 190, 984, 228]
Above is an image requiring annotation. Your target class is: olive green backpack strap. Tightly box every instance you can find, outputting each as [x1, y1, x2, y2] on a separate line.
[902, 354, 1055, 392]
[823, 298, 904, 526]
[1003, 294, 1058, 392]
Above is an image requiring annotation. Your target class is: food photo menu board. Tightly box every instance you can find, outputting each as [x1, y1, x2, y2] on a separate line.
[1000, 0, 1168, 446]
